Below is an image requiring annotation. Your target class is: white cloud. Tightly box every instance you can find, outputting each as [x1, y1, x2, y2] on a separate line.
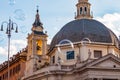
[0, 39, 27, 58]
[10, 39, 27, 56]
[96, 13, 120, 38]
[47, 38, 52, 45]
[0, 47, 7, 55]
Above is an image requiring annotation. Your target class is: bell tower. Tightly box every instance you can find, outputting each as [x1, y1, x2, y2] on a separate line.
[25, 6, 48, 76]
[75, 0, 93, 19]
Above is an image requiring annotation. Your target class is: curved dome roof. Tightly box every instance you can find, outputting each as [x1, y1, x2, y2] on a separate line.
[50, 19, 119, 50]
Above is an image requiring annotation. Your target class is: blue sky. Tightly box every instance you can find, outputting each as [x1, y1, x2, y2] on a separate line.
[0, 0, 120, 63]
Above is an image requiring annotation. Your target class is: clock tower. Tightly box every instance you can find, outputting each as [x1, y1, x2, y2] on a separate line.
[25, 7, 48, 76]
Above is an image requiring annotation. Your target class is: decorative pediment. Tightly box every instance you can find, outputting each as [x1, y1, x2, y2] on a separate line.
[87, 54, 120, 68]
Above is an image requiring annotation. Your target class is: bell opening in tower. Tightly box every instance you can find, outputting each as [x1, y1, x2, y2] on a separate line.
[36, 40, 42, 55]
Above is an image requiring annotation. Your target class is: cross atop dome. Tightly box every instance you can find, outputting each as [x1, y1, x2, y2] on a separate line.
[75, 0, 93, 19]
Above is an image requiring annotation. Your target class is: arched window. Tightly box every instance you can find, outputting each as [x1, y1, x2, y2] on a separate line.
[84, 7, 87, 14]
[85, 7, 87, 11]
[80, 7, 82, 14]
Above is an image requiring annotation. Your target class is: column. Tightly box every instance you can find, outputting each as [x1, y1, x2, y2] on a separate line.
[98, 78, 102, 80]
[56, 75, 62, 80]
[32, 38, 37, 72]
[86, 78, 93, 80]
[32, 38, 36, 55]
[42, 38, 46, 55]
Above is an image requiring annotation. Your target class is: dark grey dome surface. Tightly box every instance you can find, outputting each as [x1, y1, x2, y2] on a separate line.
[50, 19, 119, 50]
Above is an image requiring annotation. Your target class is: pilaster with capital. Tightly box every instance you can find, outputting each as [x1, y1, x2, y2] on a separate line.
[98, 78, 102, 80]
[32, 38, 37, 55]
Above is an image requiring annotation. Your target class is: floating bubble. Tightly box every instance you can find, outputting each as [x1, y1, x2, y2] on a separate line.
[57, 39, 74, 55]
[9, 0, 15, 5]
[56, 39, 74, 64]
[20, 26, 28, 34]
[0, 35, 4, 43]
[14, 9, 26, 21]
[81, 38, 91, 46]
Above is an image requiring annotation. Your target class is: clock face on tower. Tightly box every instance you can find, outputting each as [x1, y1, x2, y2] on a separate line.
[36, 40, 42, 55]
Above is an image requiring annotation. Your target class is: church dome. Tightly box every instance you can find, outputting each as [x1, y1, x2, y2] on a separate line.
[50, 19, 119, 50]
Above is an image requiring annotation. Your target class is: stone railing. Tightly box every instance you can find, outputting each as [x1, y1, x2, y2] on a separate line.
[26, 64, 75, 78]
[37, 65, 74, 72]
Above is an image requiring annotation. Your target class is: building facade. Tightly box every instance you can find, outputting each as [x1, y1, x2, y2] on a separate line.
[0, 48, 27, 80]
[23, 0, 120, 80]
[1, 0, 120, 80]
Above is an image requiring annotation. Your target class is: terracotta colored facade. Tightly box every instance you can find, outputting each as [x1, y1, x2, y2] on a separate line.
[0, 49, 27, 80]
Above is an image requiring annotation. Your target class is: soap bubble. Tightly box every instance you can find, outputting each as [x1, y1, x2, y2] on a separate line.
[20, 26, 28, 34]
[0, 34, 4, 43]
[57, 39, 74, 54]
[9, 0, 15, 5]
[56, 39, 74, 64]
[14, 9, 26, 21]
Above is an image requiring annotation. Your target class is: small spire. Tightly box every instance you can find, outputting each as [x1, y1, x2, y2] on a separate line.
[36, 5, 40, 21]
[37, 5, 39, 13]
[33, 6, 43, 28]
